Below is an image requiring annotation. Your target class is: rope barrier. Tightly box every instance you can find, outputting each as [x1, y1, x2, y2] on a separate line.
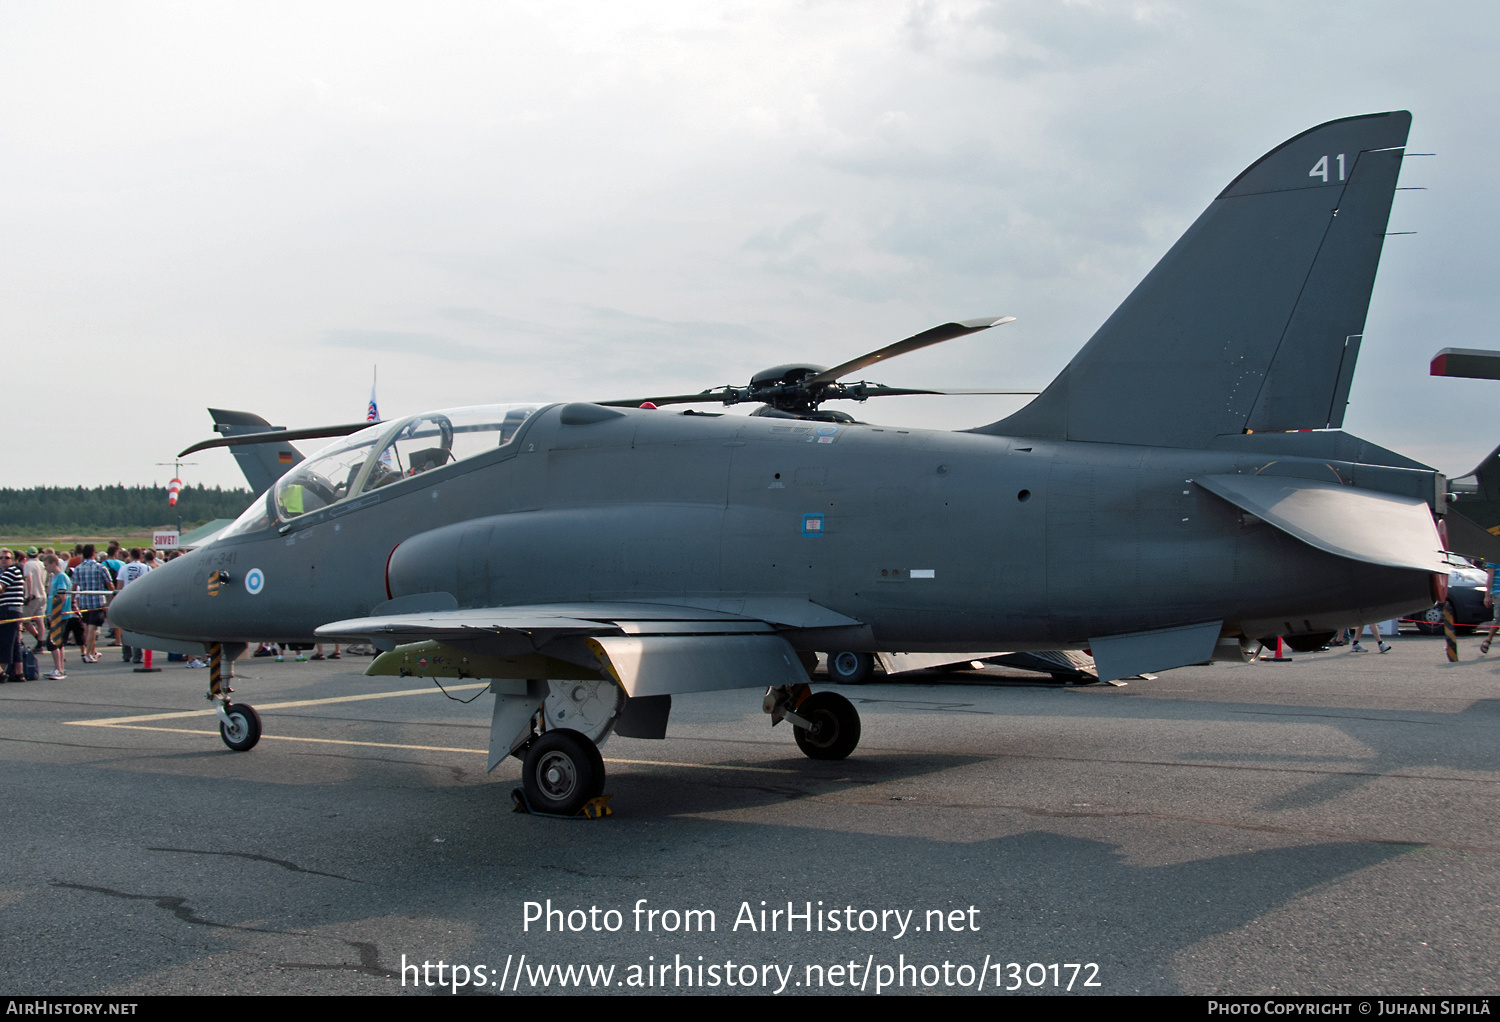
[3, 592, 121, 624]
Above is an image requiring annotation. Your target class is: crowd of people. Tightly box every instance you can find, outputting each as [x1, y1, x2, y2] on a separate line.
[0, 541, 187, 682]
[0, 541, 359, 682]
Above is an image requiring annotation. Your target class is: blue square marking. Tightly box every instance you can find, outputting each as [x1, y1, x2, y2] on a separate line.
[802, 513, 825, 537]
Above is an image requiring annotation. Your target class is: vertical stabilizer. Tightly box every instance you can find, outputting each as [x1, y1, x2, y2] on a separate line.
[207, 408, 304, 494]
[979, 112, 1410, 447]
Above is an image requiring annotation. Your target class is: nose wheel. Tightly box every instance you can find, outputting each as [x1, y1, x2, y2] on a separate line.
[522, 728, 605, 816]
[218, 703, 262, 751]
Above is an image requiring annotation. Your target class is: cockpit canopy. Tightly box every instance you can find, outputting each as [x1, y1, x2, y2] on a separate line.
[220, 404, 541, 537]
[274, 404, 540, 520]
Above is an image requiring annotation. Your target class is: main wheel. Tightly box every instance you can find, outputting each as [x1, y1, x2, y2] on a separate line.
[793, 691, 861, 761]
[1414, 604, 1445, 635]
[522, 729, 604, 816]
[827, 651, 874, 685]
[219, 703, 262, 751]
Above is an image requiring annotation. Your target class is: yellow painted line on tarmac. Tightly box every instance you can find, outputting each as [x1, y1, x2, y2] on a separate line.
[66, 699, 797, 773]
[77, 724, 485, 755]
[64, 683, 491, 726]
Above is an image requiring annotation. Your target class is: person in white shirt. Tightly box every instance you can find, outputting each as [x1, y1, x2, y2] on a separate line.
[115, 548, 151, 664]
[21, 548, 46, 651]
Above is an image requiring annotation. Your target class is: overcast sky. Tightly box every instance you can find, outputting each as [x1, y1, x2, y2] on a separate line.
[2, 1, 1495, 491]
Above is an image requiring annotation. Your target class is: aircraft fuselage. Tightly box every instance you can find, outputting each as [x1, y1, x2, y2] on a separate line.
[113, 403, 1435, 652]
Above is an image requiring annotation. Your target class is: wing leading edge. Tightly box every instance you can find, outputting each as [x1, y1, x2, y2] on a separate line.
[316, 601, 826, 696]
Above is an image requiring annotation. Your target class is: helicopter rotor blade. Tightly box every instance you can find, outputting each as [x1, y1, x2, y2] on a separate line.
[843, 384, 1041, 399]
[801, 316, 1016, 389]
[179, 421, 380, 458]
[595, 388, 739, 408]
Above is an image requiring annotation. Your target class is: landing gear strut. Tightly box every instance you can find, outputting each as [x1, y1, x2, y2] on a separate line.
[764, 684, 862, 760]
[206, 641, 261, 752]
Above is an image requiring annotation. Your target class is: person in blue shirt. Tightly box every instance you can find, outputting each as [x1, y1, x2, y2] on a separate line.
[1479, 560, 1500, 654]
[42, 554, 71, 680]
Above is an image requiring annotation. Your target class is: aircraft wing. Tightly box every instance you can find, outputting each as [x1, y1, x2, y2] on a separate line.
[316, 601, 831, 696]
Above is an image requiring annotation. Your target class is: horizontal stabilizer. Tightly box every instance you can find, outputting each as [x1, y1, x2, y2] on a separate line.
[1088, 621, 1222, 684]
[1430, 348, 1500, 381]
[1195, 474, 1446, 573]
[207, 408, 306, 493]
[183, 419, 375, 458]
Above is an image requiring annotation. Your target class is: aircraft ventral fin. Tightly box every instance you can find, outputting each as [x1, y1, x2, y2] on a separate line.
[1088, 621, 1223, 685]
[1193, 474, 1447, 574]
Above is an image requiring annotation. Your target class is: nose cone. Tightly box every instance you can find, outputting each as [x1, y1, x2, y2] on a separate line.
[108, 558, 180, 636]
[105, 568, 150, 634]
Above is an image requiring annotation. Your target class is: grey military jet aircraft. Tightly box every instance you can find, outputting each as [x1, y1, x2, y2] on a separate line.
[112, 110, 1451, 816]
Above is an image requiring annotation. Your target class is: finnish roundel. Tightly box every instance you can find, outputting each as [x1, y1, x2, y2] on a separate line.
[816, 425, 839, 436]
[244, 568, 265, 596]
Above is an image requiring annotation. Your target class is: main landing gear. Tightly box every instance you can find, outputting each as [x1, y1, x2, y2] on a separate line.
[826, 651, 874, 685]
[764, 684, 862, 760]
[493, 679, 622, 818]
[521, 728, 606, 816]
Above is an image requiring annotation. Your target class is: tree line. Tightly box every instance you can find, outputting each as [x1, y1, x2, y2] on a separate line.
[0, 485, 255, 531]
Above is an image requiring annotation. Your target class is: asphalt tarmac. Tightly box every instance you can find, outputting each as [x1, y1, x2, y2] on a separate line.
[1, 633, 1496, 996]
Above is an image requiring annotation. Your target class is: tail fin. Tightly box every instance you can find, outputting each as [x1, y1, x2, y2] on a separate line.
[207, 408, 304, 494]
[980, 111, 1411, 447]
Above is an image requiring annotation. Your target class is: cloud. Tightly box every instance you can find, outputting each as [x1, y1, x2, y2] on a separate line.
[322, 329, 505, 362]
[1, 1, 1496, 486]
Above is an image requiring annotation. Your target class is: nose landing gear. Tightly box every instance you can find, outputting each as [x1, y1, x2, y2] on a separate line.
[206, 642, 262, 752]
[218, 703, 262, 751]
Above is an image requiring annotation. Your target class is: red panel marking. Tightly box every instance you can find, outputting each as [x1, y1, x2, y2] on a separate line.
[384, 544, 399, 601]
